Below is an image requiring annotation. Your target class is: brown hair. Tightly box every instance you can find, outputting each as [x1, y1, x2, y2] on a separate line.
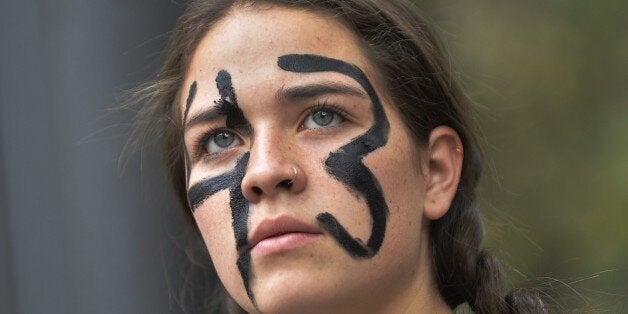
[130, 0, 546, 312]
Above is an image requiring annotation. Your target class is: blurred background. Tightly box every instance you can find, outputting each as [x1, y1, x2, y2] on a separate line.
[1, 1, 625, 313]
[419, 1, 627, 312]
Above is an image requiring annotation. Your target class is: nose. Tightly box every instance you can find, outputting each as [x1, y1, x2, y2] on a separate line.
[241, 132, 306, 203]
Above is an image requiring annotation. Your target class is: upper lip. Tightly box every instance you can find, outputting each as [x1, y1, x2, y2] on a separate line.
[248, 215, 322, 250]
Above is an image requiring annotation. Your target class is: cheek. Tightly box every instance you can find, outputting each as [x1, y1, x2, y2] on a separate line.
[192, 191, 245, 300]
[368, 147, 424, 219]
[304, 157, 374, 241]
[364, 118, 425, 252]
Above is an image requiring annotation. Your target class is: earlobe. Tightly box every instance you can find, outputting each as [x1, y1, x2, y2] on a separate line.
[423, 126, 464, 220]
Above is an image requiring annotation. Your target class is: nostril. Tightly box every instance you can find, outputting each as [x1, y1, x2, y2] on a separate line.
[242, 164, 303, 200]
[279, 179, 293, 188]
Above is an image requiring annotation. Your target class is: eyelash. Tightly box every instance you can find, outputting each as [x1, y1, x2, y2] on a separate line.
[300, 101, 349, 130]
[190, 101, 349, 161]
[191, 127, 233, 161]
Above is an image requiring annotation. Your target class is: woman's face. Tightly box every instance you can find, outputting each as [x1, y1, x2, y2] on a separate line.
[181, 6, 435, 313]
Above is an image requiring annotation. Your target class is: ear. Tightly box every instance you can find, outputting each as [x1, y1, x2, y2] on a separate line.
[423, 126, 464, 220]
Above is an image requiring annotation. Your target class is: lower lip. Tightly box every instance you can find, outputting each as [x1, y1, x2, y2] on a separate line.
[250, 233, 321, 257]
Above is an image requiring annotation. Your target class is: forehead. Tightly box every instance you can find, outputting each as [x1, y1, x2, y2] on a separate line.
[182, 6, 375, 111]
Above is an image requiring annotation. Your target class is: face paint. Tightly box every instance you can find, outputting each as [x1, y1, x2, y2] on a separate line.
[186, 54, 390, 308]
[278, 54, 390, 258]
[215, 70, 251, 133]
[183, 81, 198, 192]
[183, 81, 197, 123]
[184, 72, 257, 307]
[187, 153, 256, 305]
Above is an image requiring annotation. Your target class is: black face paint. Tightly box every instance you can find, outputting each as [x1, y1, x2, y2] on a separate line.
[185, 55, 389, 308]
[184, 72, 257, 307]
[278, 54, 390, 258]
[183, 81, 197, 192]
[187, 153, 255, 305]
[215, 70, 250, 133]
[183, 81, 197, 123]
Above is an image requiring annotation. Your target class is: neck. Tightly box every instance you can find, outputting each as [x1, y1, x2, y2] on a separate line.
[383, 225, 452, 314]
[343, 224, 452, 314]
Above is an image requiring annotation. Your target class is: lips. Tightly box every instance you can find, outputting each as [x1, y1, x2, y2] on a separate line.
[248, 215, 322, 255]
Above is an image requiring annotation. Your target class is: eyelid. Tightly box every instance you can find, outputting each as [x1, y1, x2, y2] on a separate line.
[298, 101, 350, 131]
[190, 127, 245, 162]
[188, 102, 353, 160]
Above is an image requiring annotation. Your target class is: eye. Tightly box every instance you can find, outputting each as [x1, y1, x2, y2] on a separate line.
[203, 131, 242, 155]
[302, 108, 344, 129]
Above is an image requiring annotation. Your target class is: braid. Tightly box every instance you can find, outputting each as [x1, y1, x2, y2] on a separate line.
[430, 190, 510, 313]
[430, 143, 546, 313]
[505, 290, 547, 313]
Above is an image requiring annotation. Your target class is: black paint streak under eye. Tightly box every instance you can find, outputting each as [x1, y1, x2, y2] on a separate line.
[185, 71, 257, 308]
[278, 54, 390, 258]
[187, 153, 255, 305]
[230, 153, 254, 305]
[187, 168, 237, 210]
[215, 70, 250, 133]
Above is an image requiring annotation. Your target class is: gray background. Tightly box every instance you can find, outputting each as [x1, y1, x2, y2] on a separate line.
[1, 1, 184, 313]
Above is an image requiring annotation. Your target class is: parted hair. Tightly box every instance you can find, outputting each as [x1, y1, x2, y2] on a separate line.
[130, 0, 546, 312]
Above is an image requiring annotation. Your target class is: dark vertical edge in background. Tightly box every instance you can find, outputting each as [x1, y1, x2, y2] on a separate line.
[0, 1, 21, 312]
[0, 119, 19, 314]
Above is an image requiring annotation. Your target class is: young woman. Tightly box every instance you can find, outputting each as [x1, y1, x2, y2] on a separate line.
[132, 0, 546, 312]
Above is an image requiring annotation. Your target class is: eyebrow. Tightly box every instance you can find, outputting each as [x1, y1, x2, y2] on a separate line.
[276, 82, 367, 103]
[184, 82, 367, 133]
[184, 102, 227, 132]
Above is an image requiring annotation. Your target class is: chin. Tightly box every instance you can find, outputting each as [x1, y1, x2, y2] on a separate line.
[246, 258, 353, 314]
[254, 285, 347, 314]
[256, 263, 391, 314]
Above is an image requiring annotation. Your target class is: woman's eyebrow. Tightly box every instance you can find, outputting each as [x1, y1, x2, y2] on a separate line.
[184, 82, 365, 132]
[184, 105, 225, 132]
[276, 82, 367, 103]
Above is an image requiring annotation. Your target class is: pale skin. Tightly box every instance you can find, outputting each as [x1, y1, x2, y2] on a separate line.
[181, 6, 462, 314]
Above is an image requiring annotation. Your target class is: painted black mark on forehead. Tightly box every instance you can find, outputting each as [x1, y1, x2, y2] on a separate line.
[215, 70, 250, 133]
[183, 81, 198, 192]
[278, 54, 390, 258]
[183, 81, 197, 124]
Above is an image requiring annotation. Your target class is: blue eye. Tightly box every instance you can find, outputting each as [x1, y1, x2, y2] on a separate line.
[204, 131, 242, 155]
[303, 109, 343, 129]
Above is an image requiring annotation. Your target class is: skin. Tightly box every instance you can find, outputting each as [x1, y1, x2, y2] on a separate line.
[181, 6, 462, 314]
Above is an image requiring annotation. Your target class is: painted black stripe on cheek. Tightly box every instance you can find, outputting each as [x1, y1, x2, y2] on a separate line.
[317, 213, 372, 257]
[185, 152, 257, 307]
[187, 170, 236, 211]
[185, 71, 257, 307]
[215, 70, 256, 307]
[278, 54, 390, 258]
[237, 252, 254, 305]
[230, 153, 255, 304]
[322, 155, 388, 256]
[230, 153, 251, 252]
